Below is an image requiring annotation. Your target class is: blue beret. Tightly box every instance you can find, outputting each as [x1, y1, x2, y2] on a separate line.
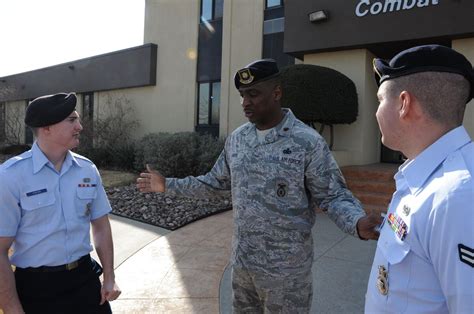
[234, 59, 280, 89]
[25, 93, 77, 127]
[373, 45, 474, 102]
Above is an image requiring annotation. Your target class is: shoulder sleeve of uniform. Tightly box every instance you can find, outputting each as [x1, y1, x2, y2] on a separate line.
[231, 122, 252, 137]
[292, 121, 325, 151]
[0, 151, 32, 170]
[71, 152, 94, 166]
[424, 169, 473, 313]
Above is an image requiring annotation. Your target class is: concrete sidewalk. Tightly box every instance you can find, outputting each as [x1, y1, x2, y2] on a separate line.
[106, 210, 376, 313]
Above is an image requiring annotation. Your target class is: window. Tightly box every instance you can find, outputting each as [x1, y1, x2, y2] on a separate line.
[266, 0, 282, 9]
[262, 0, 293, 68]
[263, 17, 284, 35]
[81, 93, 94, 148]
[211, 82, 220, 124]
[82, 93, 94, 123]
[214, 0, 223, 19]
[201, 0, 224, 21]
[25, 101, 33, 144]
[198, 81, 220, 125]
[0, 102, 5, 143]
[198, 83, 210, 125]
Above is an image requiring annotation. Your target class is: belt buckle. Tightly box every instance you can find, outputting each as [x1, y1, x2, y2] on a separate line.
[66, 261, 79, 271]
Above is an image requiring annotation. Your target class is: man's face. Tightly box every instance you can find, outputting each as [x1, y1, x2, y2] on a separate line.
[47, 111, 83, 150]
[238, 81, 280, 126]
[375, 82, 402, 151]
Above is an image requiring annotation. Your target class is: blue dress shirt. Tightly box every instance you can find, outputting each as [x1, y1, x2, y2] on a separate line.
[0, 142, 111, 268]
[365, 126, 474, 313]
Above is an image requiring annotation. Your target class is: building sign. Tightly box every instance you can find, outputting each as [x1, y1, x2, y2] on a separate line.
[356, 0, 439, 17]
[284, 0, 474, 57]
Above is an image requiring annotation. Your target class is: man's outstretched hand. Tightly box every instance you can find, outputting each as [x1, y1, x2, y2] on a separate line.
[136, 164, 166, 193]
[356, 212, 384, 240]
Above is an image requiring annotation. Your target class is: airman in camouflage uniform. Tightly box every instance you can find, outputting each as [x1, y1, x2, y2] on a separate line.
[137, 59, 381, 313]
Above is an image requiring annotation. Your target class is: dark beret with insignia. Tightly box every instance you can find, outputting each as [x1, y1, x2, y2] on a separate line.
[234, 59, 280, 89]
[373, 44, 474, 102]
[25, 93, 77, 127]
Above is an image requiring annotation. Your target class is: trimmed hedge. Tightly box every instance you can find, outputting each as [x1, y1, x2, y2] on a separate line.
[134, 132, 225, 178]
[280, 64, 358, 124]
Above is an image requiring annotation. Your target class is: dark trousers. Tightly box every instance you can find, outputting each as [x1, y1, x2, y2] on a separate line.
[15, 257, 112, 314]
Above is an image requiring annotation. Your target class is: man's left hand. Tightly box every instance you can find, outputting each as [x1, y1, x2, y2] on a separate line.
[100, 278, 121, 305]
[356, 212, 384, 240]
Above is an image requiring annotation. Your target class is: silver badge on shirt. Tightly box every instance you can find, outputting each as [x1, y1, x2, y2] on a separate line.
[376, 265, 389, 295]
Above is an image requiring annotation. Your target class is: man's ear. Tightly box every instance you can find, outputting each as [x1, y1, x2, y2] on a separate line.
[398, 91, 412, 120]
[273, 85, 282, 101]
[41, 126, 51, 135]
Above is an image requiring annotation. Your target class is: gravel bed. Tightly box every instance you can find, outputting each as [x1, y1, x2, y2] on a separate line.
[106, 184, 232, 230]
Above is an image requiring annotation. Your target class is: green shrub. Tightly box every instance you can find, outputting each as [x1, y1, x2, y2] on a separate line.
[134, 132, 225, 178]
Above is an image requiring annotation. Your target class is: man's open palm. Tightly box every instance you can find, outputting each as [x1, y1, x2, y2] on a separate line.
[136, 164, 166, 193]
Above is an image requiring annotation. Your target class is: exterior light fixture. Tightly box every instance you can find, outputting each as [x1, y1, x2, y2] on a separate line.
[309, 10, 328, 23]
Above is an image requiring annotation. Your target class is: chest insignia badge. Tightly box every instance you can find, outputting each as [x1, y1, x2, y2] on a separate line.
[83, 178, 91, 183]
[276, 180, 288, 198]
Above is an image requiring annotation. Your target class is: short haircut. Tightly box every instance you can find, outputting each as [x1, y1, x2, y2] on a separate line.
[385, 72, 470, 126]
[263, 75, 282, 90]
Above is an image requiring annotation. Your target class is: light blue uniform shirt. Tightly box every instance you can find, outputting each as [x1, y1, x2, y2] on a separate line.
[0, 142, 112, 268]
[365, 126, 474, 313]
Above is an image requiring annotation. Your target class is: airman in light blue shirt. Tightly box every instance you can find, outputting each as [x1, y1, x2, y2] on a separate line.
[366, 45, 474, 313]
[0, 93, 121, 313]
[0, 142, 111, 268]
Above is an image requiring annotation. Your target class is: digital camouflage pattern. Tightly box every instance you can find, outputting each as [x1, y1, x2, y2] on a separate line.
[166, 109, 365, 312]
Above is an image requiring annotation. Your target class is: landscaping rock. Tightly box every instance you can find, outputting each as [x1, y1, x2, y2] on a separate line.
[105, 184, 232, 230]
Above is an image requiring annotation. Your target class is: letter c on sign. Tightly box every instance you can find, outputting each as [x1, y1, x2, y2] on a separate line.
[356, 0, 370, 17]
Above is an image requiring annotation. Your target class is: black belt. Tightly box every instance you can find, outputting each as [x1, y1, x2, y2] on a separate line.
[16, 254, 91, 273]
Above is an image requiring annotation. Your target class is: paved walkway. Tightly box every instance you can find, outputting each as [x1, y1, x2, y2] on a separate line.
[104, 210, 377, 313]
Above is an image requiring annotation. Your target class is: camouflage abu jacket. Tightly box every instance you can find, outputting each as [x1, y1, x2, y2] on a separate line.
[166, 109, 365, 274]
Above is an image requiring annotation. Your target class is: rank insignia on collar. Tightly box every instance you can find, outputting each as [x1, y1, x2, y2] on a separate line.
[376, 265, 389, 295]
[458, 244, 474, 267]
[283, 148, 292, 154]
[402, 205, 411, 216]
[238, 69, 254, 85]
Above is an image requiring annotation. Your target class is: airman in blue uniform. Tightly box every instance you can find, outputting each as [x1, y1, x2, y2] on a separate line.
[0, 93, 121, 314]
[366, 45, 474, 313]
